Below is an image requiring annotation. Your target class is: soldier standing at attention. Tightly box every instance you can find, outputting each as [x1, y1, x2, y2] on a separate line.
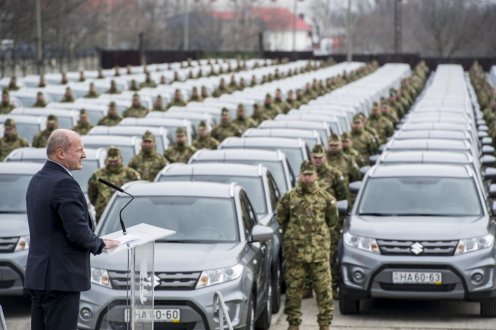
[32, 115, 58, 148]
[129, 131, 168, 181]
[232, 103, 256, 133]
[0, 119, 29, 160]
[192, 121, 219, 150]
[106, 80, 121, 94]
[32, 92, 47, 108]
[123, 93, 148, 118]
[210, 108, 241, 142]
[341, 132, 365, 167]
[277, 161, 338, 330]
[72, 109, 93, 136]
[61, 87, 75, 103]
[164, 127, 197, 163]
[87, 147, 140, 221]
[84, 82, 99, 98]
[326, 133, 361, 185]
[350, 114, 378, 162]
[98, 101, 122, 126]
[311, 144, 348, 202]
[153, 95, 165, 111]
[367, 102, 394, 145]
[0, 89, 15, 114]
[167, 89, 187, 108]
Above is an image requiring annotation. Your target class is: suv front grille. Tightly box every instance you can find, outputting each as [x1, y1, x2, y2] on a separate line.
[0, 237, 18, 253]
[377, 239, 458, 256]
[380, 283, 456, 292]
[108, 271, 201, 290]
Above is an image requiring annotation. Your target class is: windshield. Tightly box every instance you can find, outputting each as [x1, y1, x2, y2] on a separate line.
[158, 175, 267, 215]
[100, 196, 238, 242]
[86, 144, 134, 164]
[17, 123, 39, 144]
[358, 177, 482, 216]
[0, 174, 32, 212]
[72, 159, 99, 194]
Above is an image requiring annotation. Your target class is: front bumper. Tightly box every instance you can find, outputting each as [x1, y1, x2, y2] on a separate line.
[340, 245, 496, 301]
[0, 252, 27, 296]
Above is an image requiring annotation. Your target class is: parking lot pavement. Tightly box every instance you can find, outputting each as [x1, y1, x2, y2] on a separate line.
[271, 295, 495, 330]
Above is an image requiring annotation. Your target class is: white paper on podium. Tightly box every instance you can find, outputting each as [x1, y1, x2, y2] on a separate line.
[102, 223, 175, 254]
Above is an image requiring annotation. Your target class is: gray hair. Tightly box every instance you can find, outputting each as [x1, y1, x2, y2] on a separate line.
[46, 129, 73, 156]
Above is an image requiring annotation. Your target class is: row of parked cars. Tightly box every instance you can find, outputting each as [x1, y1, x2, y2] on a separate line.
[340, 64, 496, 317]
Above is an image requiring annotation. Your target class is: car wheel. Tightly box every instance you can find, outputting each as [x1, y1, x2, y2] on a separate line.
[271, 262, 282, 313]
[255, 284, 272, 330]
[245, 296, 255, 330]
[480, 297, 496, 317]
[339, 290, 360, 315]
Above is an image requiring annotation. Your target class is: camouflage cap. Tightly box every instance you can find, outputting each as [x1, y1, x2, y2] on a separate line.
[142, 130, 155, 142]
[176, 127, 186, 136]
[37, 91, 43, 96]
[198, 120, 207, 129]
[132, 92, 140, 98]
[389, 88, 397, 96]
[221, 107, 230, 115]
[106, 146, 122, 161]
[311, 144, 326, 157]
[109, 101, 116, 107]
[80, 109, 87, 115]
[4, 118, 15, 128]
[47, 114, 58, 122]
[2, 88, 8, 96]
[341, 132, 351, 140]
[352, 113, 364, 123]
[328, 133, 341, 144]
[300, 160, 316, 175]
[372, 101, 378, 107]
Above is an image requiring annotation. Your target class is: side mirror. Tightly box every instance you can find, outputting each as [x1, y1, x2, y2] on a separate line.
[336, 200, 348, 216]
[489, 184, 496, 199]
[482, 137, 493, 146]
[484, 168, 496, 181]
[349, 181, 362, 194]
[369, 154, 379, 165]
[481, 155, 496, 167]
[360, 166, 370, 177]
[478, 125, 488, 132]
[477, 119, 487, 126]
[251, 225, 273, 242]
[478, 131, 489, 139]
[482, 145, 495, 156]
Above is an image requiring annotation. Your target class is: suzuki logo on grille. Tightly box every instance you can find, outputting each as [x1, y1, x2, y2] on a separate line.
[410, 242, 424, 255]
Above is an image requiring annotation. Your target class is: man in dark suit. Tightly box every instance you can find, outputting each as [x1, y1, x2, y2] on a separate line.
[25, 128, 119, 330]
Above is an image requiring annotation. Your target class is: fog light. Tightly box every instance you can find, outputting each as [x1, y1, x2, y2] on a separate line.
[80, 307, 93, 320]
[471, 271, 484, 285]
[353, 270, 365, 283]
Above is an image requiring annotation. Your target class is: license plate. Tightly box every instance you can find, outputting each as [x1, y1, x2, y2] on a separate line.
[392, 271, 442, 285]
[125, 308, 180, 323]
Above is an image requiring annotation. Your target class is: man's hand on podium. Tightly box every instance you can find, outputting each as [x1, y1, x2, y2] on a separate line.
[103, 239, 121, 250]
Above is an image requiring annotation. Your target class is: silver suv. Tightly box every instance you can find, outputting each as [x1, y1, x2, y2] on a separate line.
[79, 181, 274, 330]
[340, 164, 496, 317]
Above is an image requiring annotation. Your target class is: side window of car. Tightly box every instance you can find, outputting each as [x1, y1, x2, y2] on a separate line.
[267, 173, 281, 211]
[240, 192, 254, 239]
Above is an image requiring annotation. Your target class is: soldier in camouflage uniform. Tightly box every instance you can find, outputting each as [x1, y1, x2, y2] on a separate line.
[164, 127, 197, 163]
[351, 114, 378, 162]
[152, 95, 165, 112]
[167, 89, 187, 108]
[211, 108, 242, 142]
[277, 161, 338, 330]
[189, 87, 203, 102]
[311, 144, 348, 201]
[0, 89, 15, 114]
[38, 74, 46, 88]
[78, 70, 85, 82]
[106, 80, 121, 94]
[201, 86, 209, 99]
[129, 131, 168, 181]
[7, 76, 20, 91]
[140, 72, 157, 88]
[32, 92, 47, 108]
[129, 79, 140, 92]
[263, 93, 282, 118]
[274, 88, 292, 114]
[61, 87, 75, 103]
[88, 147, 140, 221]
[212, 78, 229, 97]
[286, 90, 298, 110]
[251, 103, 271, 126]
[192, 120, 219, 150]
[84, 82, 99, 98]
[32, 115, 58, 148]
[72, 109, 93, 135]
[368, 102, 394, 145]
[0, 119, 29, 160]
[326, 133, 360, 185]
[233, 104, 256, 133]
[341, 132, 365, 167]
[98, 101, 122, 126]
[123, 93, 148, 118]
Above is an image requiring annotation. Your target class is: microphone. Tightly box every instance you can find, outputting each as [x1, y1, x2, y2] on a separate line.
[98, 178, 133, 235]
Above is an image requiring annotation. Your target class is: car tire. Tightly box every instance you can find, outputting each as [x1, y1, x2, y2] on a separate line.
[339, 291, 360, 315]
[271, 262, 282, 313]
[480, 297, 496, 317]
[255, 284, 272, 330]
[245, 296, 255, 330]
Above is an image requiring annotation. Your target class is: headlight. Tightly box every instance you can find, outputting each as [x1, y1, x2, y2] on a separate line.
[91, 268, 112, 288]
[343, 232, 380, 254]
[455, 234, 495, 255]
[14, 236, 29, 252]
[196, 264, 243, 289]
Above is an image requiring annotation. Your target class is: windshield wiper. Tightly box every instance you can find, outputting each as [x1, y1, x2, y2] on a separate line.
[157, 239, 218, 243]
[0, 210, 25, 214]
[358, 212, 394, 216]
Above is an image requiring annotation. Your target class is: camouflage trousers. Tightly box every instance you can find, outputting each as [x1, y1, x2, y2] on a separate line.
[284, 259, 333, 326]
[330, 240, 339, 291]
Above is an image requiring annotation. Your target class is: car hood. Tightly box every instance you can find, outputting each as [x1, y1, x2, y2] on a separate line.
[349, 215, 489, 240]
[0, 213, 28, 237]
[91, 242, 246, 272]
